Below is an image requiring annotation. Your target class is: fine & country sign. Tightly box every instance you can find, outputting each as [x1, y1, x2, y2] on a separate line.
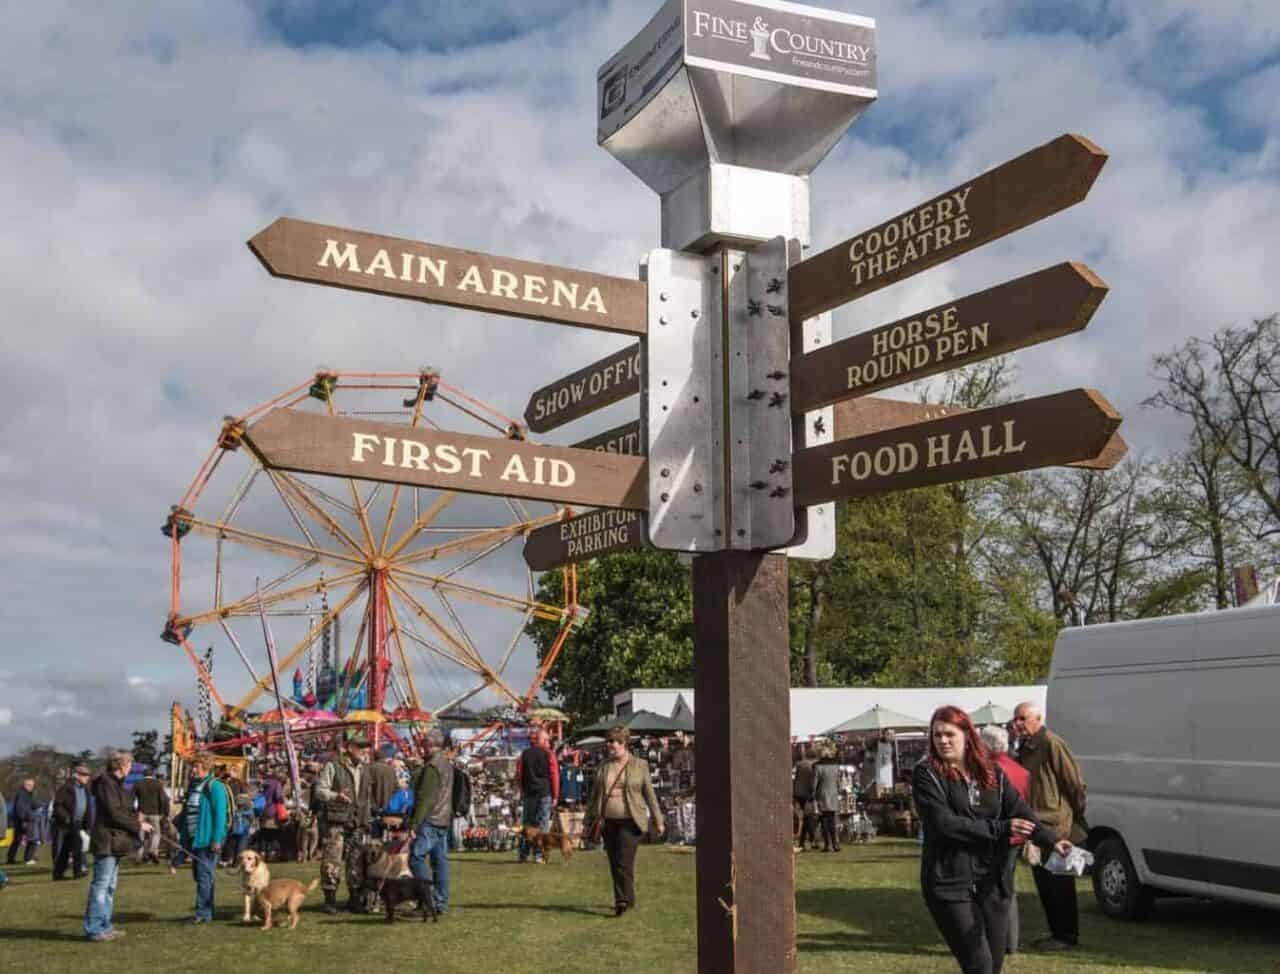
[572, 420, 644, 456]
[243, 409, 647, 511]
[524, 344, 642, 433]
[523, 509, 647, 571]
[249, 218, 648, 337]
[789, 134, 1108, 322]
[793, 389, 1121, 505]
[790, 262, 1109, 411]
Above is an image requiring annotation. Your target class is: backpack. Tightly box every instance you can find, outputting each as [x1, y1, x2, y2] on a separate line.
[451, 763, 471, 819]
[216, 780, 236, 836]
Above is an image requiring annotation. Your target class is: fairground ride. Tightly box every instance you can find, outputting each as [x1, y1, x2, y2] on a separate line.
[162, 369, 582, 754]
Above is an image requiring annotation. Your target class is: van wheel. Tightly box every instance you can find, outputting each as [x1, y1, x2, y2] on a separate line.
[1092, 838, 1154, 920]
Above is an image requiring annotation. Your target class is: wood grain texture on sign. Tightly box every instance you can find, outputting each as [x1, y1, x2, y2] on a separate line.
[794, 389, 1122, 505]
[834, 396, 1128, 471]
[524, 343, 642, 433]
[789, 135, 1108, 321]
[248, 218, 647, 337]
[243, 408, 647, 510]
[522, 509, 646, 571]
[790, 263, 1108, 411]
[571, 420, 643, 457]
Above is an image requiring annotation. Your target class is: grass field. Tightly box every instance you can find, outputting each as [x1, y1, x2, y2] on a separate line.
[1, 840, 1275, 973]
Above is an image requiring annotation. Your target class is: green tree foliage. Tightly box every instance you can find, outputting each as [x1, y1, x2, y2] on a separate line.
[525, 548, 693, 723]
[131, 729, 160, 768]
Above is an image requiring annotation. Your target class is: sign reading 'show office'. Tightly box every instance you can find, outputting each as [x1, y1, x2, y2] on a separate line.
[686, 0, 877, 92]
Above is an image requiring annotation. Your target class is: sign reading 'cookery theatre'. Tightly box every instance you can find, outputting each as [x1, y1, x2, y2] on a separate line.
[248, 218, 648, 336]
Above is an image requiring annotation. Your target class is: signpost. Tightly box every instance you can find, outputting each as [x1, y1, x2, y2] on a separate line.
[243, 2, 1127, 970]
[241, 408, 647, 511]
[791, 262, 1109, 411]
[522, 508, 646, 571]
[789, 134, 1108, 322]
[524, 344, 642, 433]
[249, 218, 648, 336]
[794, 389, 1122, 504]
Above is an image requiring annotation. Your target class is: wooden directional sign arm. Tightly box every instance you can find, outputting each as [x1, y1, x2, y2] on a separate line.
[523, 343, 642, 433]
[833, 396, 1127, 471]
[242, 408, 647, 511]
[790, 262, 1109, 412]
[249, 218, 647, 337]
[794, 389, 1121, 505]
[789, 134, 1108, 321]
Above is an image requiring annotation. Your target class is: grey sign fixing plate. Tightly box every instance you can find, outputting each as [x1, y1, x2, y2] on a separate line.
[643, 248, 724, 551]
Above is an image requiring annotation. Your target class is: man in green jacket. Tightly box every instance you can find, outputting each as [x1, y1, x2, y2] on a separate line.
[1014, 701, 1088, 953]
[314, 733, 372, 913]
[408, 729, 454, 915]
[179, 753, 229, 924]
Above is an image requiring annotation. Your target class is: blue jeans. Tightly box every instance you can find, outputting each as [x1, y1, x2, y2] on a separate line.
[83, 855, 120, 937]
[192, 848, 218, 921]
[409, 822, 450, 913]
[520, 795, 553, 862]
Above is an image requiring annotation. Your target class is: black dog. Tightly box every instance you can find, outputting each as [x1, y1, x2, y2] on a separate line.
[369, 876, 438, 923]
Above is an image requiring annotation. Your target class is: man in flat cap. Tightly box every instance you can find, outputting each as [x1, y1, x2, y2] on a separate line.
[313, 732, 373, 913]
[52, 765, 94, 881]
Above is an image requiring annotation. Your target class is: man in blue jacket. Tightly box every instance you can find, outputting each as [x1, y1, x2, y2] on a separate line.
[179, 753, 229, 924]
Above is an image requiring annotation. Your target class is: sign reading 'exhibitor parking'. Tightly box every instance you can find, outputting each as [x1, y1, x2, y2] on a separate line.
[686, 0, 877, 94]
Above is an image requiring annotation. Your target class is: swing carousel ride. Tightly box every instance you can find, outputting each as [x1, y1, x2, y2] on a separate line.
[162, 368, 583, 755]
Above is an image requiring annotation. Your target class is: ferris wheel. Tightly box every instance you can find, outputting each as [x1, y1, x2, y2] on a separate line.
[162, 368, 581, 736]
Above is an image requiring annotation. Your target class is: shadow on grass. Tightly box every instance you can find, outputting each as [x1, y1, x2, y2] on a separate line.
[55, 912, 156, 923]
[463, 902, 610, 918]
[0, 928, 89, 943]
[797, 885, 1280, 972]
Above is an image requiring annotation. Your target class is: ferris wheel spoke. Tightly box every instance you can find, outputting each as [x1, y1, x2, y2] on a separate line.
[265, 470, 321, 549]
[218, 617, 263, 686]
[382, 594, 422, 711]
[235, 579, 370, 713]
[385, 493, 457, 560]
[387, 578, 491, 675]
[181, 569, 366, 628]
[393, 511, 561, 569]
[393, 566, 565, 620]
[271, 472, 367, 557]
[496, 608, 535, 677]
[430, 589, 524, 705]
[181, 516, 364, 569]
[396, 612, 483, 675]
[283, 474, 358, 518]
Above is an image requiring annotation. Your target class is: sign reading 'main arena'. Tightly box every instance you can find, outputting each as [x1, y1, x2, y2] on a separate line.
[249, 218, 648, 336]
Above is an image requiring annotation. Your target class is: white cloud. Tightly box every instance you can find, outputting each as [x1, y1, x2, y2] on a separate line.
[0, 708, 12, 727]
[0, 0, 1276, 752]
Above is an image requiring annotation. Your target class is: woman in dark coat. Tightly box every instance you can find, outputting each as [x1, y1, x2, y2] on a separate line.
[913, 706, 1071, 974]
[812, 742, 842, 852]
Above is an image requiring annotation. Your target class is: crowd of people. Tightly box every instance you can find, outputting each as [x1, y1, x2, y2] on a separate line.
[2, 699, 1084, 968]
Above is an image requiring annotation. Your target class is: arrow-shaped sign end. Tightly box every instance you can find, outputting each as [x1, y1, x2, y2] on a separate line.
[246, 218, 291, 278]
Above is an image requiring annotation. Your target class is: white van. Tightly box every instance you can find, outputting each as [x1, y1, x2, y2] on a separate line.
[1046, 604, 1280, 919]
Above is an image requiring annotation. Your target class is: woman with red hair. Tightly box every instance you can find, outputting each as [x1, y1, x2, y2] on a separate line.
[913, 706, 1071, 974]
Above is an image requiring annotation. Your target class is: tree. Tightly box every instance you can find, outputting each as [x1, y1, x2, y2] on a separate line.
[525, 548, 693, 723]
[1148, 315, 1280, 534]
[131, 729, 160, 769]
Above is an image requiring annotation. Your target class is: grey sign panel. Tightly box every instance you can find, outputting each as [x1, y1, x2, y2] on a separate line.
[725, 237, 795, 549]
[644, 248, 724, 552]
[685, 0, 876, 96]
[597, 0, 686, 145]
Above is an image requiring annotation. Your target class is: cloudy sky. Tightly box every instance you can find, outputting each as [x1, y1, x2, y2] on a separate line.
[1, 0, 1276, 754]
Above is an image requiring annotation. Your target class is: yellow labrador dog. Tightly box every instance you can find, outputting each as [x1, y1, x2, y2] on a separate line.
[238, 849, 318, 929]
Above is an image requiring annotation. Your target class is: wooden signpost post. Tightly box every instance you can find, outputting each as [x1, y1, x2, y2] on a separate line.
[524, 343, 642, 433]
[242, 3, 1126, 969]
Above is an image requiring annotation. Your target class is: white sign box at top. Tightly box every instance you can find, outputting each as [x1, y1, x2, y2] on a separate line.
[597, 0, 877, 196]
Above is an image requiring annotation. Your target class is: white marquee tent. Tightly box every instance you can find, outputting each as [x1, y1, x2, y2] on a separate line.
[612, 685, 1048, 740]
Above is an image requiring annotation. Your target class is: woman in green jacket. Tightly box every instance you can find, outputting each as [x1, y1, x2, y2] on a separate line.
[585, 726, 665, 916]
